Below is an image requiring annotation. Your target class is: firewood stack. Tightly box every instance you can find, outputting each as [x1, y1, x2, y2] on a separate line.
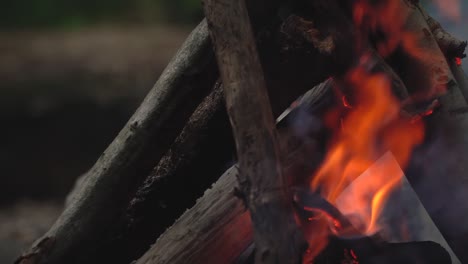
[16, 0, 468, 263]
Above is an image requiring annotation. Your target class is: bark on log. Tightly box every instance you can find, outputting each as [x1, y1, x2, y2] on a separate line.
[107, 82, 234, 263]
[203, 0, 306, 262]
[136, 80, 334, 264]
[16, 20, 218, 264]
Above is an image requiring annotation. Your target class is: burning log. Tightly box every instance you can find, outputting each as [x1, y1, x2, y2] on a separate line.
[135, 77, 335, 264]
[134, 48, 416, 262]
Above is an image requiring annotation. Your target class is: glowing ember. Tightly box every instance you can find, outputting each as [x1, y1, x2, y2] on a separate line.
[342, 95, 352, 109]
[456, 57, 462, 66]
[350, 249, 358, 260]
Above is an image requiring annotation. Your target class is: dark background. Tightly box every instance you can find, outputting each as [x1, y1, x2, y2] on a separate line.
[0, 0, 466, 263]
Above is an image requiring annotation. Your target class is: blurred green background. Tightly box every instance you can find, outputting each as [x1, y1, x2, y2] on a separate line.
[0, 1, 466, 263]
[1, 0, 203, 29]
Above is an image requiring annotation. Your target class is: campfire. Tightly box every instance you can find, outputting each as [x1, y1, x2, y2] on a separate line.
[16, 0, 468, 264]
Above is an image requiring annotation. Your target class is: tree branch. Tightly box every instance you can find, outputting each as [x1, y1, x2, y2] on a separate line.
[203, 0, 306, 262]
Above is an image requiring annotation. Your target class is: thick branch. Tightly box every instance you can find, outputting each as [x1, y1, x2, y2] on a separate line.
[203, 0, 306, 262]
[16, 20, 217, 264]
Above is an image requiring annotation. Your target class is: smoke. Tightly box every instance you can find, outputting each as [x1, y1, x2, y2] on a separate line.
[405, 113, 468, 261]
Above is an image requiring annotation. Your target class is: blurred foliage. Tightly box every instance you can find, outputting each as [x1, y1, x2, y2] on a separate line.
[0, 0, 203, 29]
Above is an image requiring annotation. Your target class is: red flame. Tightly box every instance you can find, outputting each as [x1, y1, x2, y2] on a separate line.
[302, 0, 432, 260]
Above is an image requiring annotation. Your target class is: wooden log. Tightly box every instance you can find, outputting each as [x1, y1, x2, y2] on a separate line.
[16, 20, 218, 264]
[203, 0, 306, 262]
[136, 79, 334, 264]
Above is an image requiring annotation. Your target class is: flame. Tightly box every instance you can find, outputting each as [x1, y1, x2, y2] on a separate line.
[306, 0, 425, 239]
[310, 67, 424, 237]
[301, 0, 458, 260]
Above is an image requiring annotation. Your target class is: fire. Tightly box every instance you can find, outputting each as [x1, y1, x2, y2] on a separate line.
[310, 67, 424, 237]
[301, 0, 458, 260]
[303, 1, 428, 258]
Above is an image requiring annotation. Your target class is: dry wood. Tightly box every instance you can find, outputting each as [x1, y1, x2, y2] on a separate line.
[16, 20, 217, 264]
[203, 0, 306, 262]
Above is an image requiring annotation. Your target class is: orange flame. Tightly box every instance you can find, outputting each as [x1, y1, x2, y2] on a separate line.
[306, 0, 426, 240]
[301, 0, 457, 260]
[310, 67, 424, 237]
